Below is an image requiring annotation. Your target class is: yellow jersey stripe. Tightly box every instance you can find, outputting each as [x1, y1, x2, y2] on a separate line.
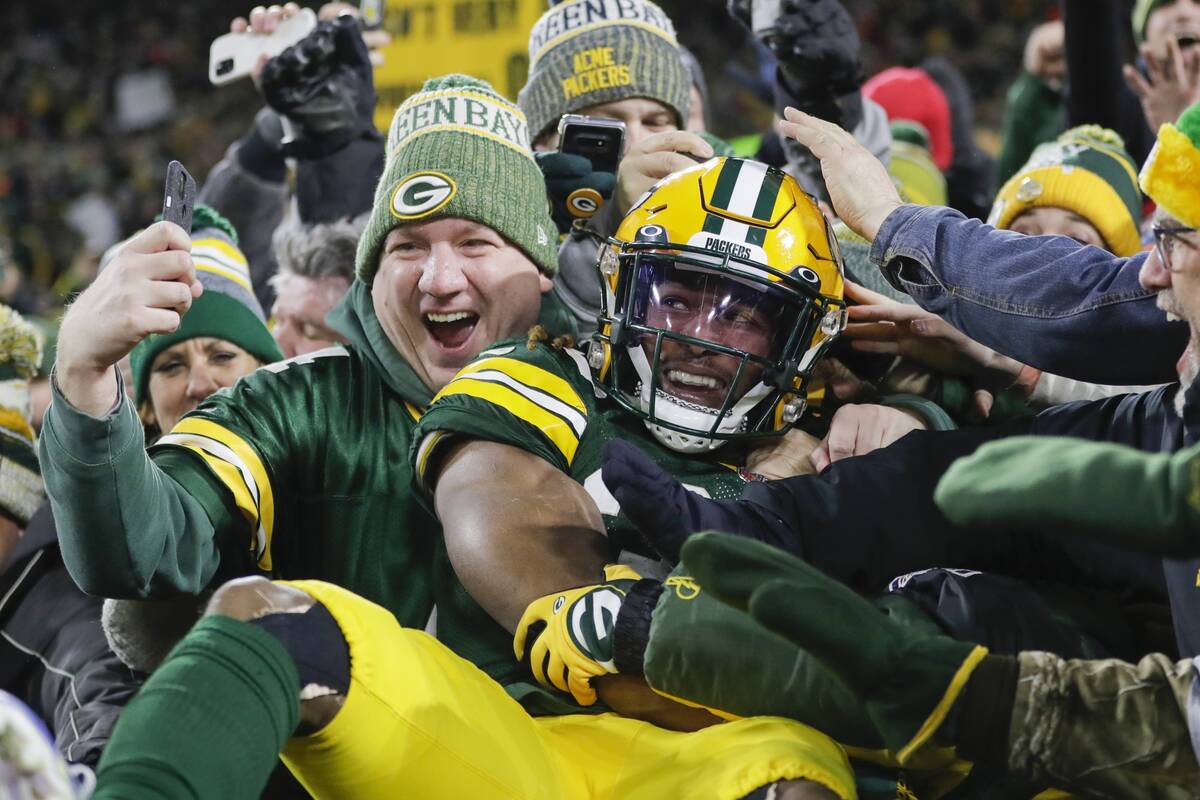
[453, 369, 586, 437]
[435, 378, 580, 465]
[444, 357, 587, 415]
[166, 418, 276, 569]
[414, 430, 448, 487]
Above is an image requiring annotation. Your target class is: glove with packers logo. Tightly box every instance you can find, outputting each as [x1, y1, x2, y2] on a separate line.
[514, 564, 646, 706]
[534, 151, 617, 235]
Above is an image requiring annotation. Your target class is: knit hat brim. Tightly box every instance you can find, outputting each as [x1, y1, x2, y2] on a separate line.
[130, 291, 283, 406]
[1140, 123, 1200, 229]
[993, 165, 1143, 256]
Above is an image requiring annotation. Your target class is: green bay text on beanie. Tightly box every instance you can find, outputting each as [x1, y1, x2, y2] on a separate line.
[355, 74, 559, 283]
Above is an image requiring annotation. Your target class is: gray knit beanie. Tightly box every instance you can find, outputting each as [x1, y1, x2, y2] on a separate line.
[355, 74, 558, 283]
[518, 0, 691, 143]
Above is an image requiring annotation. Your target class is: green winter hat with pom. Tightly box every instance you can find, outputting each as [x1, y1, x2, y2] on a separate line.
[130, 204, 282, 406]
[1140, 100, 1200, 229]
[989, 125, 1143, 256]
[355, 74, 558, 284]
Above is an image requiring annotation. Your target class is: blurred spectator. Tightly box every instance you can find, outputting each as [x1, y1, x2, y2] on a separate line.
[0, 0, 258, 311]
[268, 215, 362, 359]
[863, 66, 954, 170]
[886, 121, 948, 206]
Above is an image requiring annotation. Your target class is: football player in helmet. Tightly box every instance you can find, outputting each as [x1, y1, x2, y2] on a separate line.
[590, 156, 847, 454]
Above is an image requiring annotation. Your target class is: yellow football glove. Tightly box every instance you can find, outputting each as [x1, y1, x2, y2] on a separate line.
[513, 564, 641, 706]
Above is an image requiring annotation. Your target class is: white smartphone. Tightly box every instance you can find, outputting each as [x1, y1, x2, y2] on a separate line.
[750, 0, 785, 36]
[209, 7, 318, 86]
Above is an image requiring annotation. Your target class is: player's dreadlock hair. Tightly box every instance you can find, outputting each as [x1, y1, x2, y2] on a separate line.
[525, 325, 575, 351]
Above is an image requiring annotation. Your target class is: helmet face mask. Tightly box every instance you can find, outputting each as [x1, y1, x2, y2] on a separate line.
[592, 158, 847, 454]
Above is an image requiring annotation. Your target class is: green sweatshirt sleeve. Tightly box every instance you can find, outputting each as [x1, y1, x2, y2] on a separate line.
[935, 435, 1200, 558]
[994, 71, 1066, 187]
[39, 377, 241, 598]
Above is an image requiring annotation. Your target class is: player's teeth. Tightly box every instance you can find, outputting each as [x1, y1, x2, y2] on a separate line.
[668, 370, 719, 388]
[426, 311, 474, 323]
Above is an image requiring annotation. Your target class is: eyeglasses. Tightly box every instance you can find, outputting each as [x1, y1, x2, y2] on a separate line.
[1152, 224, 1198, 272]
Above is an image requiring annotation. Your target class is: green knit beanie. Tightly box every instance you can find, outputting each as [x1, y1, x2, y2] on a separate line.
[130, 205, 282, 406]
[1133, 0, 1174, 42]
[887, 121, 947, 207]
[355, 74, 558, 283]
[518, 0, 691, 143]
[989, 125, 1143, 256]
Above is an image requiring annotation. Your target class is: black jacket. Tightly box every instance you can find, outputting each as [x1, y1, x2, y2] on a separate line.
[0, 504, 143, 766]
[743, 382, 1195, 656]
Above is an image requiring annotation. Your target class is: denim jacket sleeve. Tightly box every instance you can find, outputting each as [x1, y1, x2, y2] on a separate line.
[868, 205, 1188, 384]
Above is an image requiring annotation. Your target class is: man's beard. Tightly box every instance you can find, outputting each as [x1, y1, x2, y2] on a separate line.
[1158, 289, 1186, 322]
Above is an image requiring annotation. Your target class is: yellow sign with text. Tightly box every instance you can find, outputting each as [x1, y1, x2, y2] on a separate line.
[373, 0, 546, 132]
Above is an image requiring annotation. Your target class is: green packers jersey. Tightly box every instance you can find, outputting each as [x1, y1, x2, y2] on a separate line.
[150, 345, 436, 630]
[411, 338, 752, 711]
[413, 339, 750, 549]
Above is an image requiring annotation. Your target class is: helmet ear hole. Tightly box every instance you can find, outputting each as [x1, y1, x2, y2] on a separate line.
[636, 224, 669, 244]
[795, 266, 821, 286]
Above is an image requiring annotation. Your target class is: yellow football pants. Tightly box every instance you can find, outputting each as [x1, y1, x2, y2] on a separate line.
[276, 580, 855, 800]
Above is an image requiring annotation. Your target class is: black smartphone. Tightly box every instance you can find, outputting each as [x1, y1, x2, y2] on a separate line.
[162, 161, 196, 234]
[558, 115, 626, 174]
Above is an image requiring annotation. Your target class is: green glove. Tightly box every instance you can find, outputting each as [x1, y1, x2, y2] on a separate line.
[935, 435, 1200, 557]
[534, 151, 617, 235]
[679, 532, 988, 765]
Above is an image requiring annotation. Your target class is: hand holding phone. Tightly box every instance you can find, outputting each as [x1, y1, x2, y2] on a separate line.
[209, 7, 317, 85]
[558, 115, 627, 175]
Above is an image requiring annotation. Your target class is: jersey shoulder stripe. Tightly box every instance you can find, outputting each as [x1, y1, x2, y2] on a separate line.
[431, 354, 589, 465]
[157, 417, 276, 570]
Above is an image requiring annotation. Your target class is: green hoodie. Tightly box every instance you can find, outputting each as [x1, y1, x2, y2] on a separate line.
[40, 278, 576, 632]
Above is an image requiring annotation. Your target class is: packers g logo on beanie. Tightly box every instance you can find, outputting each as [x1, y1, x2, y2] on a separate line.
[391, 172, 457, 220]
[354, 74, 560, 283]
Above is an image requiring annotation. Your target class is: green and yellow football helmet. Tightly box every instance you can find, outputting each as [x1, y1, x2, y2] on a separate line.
[587, 156, 847, 454]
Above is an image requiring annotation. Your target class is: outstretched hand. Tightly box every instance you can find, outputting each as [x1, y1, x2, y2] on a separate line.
[680, 531, 984, 763]
[777, 107, 902, 241]
[602, 439, 748, 562]
[1124, 38, 1200, 133]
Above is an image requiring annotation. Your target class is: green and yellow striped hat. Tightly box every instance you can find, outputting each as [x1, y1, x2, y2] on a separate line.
[0, 304, 43, 525]
[1141, 100, 1200, 229]
[129, 205, 282, 405]
[989, 125, 1143, 256]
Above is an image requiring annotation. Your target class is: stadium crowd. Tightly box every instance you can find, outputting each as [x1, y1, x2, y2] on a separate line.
[3, 0, 1200, 798]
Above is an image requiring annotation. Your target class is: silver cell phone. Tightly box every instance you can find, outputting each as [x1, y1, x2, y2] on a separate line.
[208, 8, 317, 86]
[162, 161, 196, 234]
[750, 0, 786, 37]
[558, 115, 627, 175]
